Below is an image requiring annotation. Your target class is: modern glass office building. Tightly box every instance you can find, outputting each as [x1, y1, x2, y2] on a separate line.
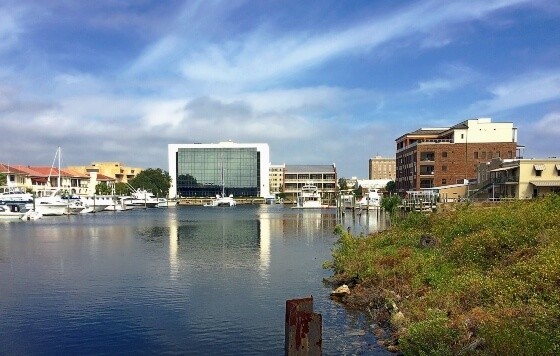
[168, 142, 270, 198]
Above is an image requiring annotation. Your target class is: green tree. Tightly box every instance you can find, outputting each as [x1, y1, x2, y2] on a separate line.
[385, 180, 397, 194]
[338, 178, 349, 191]
[381, 194, 401, 225]
[114, 182, 130, 195]
[95, 182, 112, 195]
[277, 186, 287, 199]
[354, 185, 363, 198]
[0, 173, 6, 186]
[129, 168, 171, 197]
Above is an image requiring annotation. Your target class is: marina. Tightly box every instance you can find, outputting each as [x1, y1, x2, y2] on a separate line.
[0, 205, 389, 355]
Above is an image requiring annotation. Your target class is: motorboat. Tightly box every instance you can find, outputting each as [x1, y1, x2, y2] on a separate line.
[157, 198, 178, 207]
[125, 188, 159, 208]
[293, 184, 327, 209]
[204, 194, 237, 207]
[78, 195, 112, 213]
[357, 189, 382, 209]
[0, 186, 34, 205]
[0, 203, 41, 220]
[34, 189, 73, 216]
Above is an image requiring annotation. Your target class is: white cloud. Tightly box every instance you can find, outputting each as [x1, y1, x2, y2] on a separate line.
[0, 9, 22, 51]
[178, 0, 533, 85]
[415, 64, 478, 95]
[469, 70, 560, 113]
[533, 112, 560, 136]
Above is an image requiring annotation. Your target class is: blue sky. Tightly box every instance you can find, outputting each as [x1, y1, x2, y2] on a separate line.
[0, 0, 559, 178]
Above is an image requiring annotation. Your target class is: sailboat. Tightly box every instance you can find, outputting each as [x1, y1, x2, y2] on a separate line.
[35, 147, 82, 216]
[204, 158, 236, 207]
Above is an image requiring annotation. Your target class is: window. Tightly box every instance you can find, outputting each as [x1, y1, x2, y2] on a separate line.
[536, 170, 542, 177]
[474, 152, 478, 159]
[442, 179, 447, 185]
[442, 152, 447, 158]
[481, 151, 486, 159]
[442, 165, 447, 172]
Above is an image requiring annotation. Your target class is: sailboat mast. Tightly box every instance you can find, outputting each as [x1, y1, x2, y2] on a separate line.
[57, 147, 61, 188]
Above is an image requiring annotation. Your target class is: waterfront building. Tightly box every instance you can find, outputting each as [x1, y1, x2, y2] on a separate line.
[283, 165, 337, 203]
[168, 142, 270, 198]
[269, 164, 285, 196]
[1, 163, 116, 195]
[395, 118, 520, 193]
[68, 162, 142, 184]
[355, 179, 392, 191]
[474, 157, 560, 200]
[369, 155, 396, 180]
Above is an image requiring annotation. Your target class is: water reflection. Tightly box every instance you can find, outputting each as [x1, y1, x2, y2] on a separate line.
[0, 206, 390, 355]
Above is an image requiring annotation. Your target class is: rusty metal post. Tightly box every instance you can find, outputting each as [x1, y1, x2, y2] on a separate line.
[285, 296, 322, 356]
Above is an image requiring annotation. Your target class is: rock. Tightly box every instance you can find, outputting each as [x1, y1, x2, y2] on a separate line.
[419, 234, 438, 248]
[390, 311, 406, 329]
[387, 345, 399, 353]
[330, 284, 351, 297]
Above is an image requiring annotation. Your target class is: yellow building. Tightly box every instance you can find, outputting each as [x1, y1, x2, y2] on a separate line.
[68, 162, 142, 184]
[269, 164, 285, 195]
[369, 155, 396, 180]
[476, 158, 560, 199]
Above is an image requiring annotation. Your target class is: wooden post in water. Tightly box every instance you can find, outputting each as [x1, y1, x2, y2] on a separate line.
[285, 296, 322, 356]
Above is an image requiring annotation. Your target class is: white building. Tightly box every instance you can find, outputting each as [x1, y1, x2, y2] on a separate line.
[168, 142, 270, 198]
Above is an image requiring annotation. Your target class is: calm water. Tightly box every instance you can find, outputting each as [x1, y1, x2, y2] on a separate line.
[0, 205, 389, 355]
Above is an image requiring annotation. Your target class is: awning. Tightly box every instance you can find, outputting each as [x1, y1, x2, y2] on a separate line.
[533, 164, 545, 171]
[530, 181, 560, 187]
[31, 177, 48, 183]
[490, 166, 517, 172]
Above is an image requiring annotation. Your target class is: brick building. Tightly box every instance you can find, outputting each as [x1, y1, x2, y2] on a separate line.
[395, 118, 519, 192]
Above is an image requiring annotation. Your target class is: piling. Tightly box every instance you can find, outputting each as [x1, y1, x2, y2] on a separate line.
[285, 296, 322, 356]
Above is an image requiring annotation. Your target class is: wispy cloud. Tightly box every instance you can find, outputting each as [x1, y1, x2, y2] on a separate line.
[533, 112, 560, 135]
[414, 64, 478, 96]
[469, 69, 560, 113]
[0, 7, 23, 51]
[178, 0, 533, 85]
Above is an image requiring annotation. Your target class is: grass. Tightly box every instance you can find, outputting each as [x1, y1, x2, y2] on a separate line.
[327, 194, 560, 355]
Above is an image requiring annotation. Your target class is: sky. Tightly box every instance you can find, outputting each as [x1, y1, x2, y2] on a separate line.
[0, 0, 559, 178]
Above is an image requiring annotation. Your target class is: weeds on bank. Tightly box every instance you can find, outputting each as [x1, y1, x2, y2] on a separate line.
[327, 194, 560, 355]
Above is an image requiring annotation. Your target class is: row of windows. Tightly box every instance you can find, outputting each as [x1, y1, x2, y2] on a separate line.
[176, 148, 260, 197]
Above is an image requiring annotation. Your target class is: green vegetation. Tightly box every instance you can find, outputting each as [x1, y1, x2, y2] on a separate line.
[129, 168, 171, 197]
[328, 195, 560, 355]
[0, 173, 6, 186]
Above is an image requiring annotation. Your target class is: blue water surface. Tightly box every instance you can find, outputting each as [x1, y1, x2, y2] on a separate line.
[0, 205, 389, 355]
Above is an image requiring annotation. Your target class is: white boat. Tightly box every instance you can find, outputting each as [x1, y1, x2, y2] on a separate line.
[339, 193, 356, 210]
[34, 189, 72, 216]
[357, 189, 382, 209]
[204, 194, 237, 207]
[78, 196, 112, 213]
[293, 184, 328, 209]
[104, 197, 134, 212]
[125, 188, 159, 208]
[204, 157, 237, 207]
[157, 198, 178, 207]
[0, 186, 34, 205]
[0, 203, 28, 220]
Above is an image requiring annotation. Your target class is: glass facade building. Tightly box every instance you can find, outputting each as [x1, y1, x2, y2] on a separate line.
[168, 143, 270, 198]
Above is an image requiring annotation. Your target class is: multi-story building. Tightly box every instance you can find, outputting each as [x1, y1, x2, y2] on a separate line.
[476, 157, 560, 200]
[68, 162, 142, 184]
[395, 118, 519, 192]
[283, 165, 337, 203]
[269, 164, 285, 196]
[168, 142, 270, 198]
[369, 156, 396, 180]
